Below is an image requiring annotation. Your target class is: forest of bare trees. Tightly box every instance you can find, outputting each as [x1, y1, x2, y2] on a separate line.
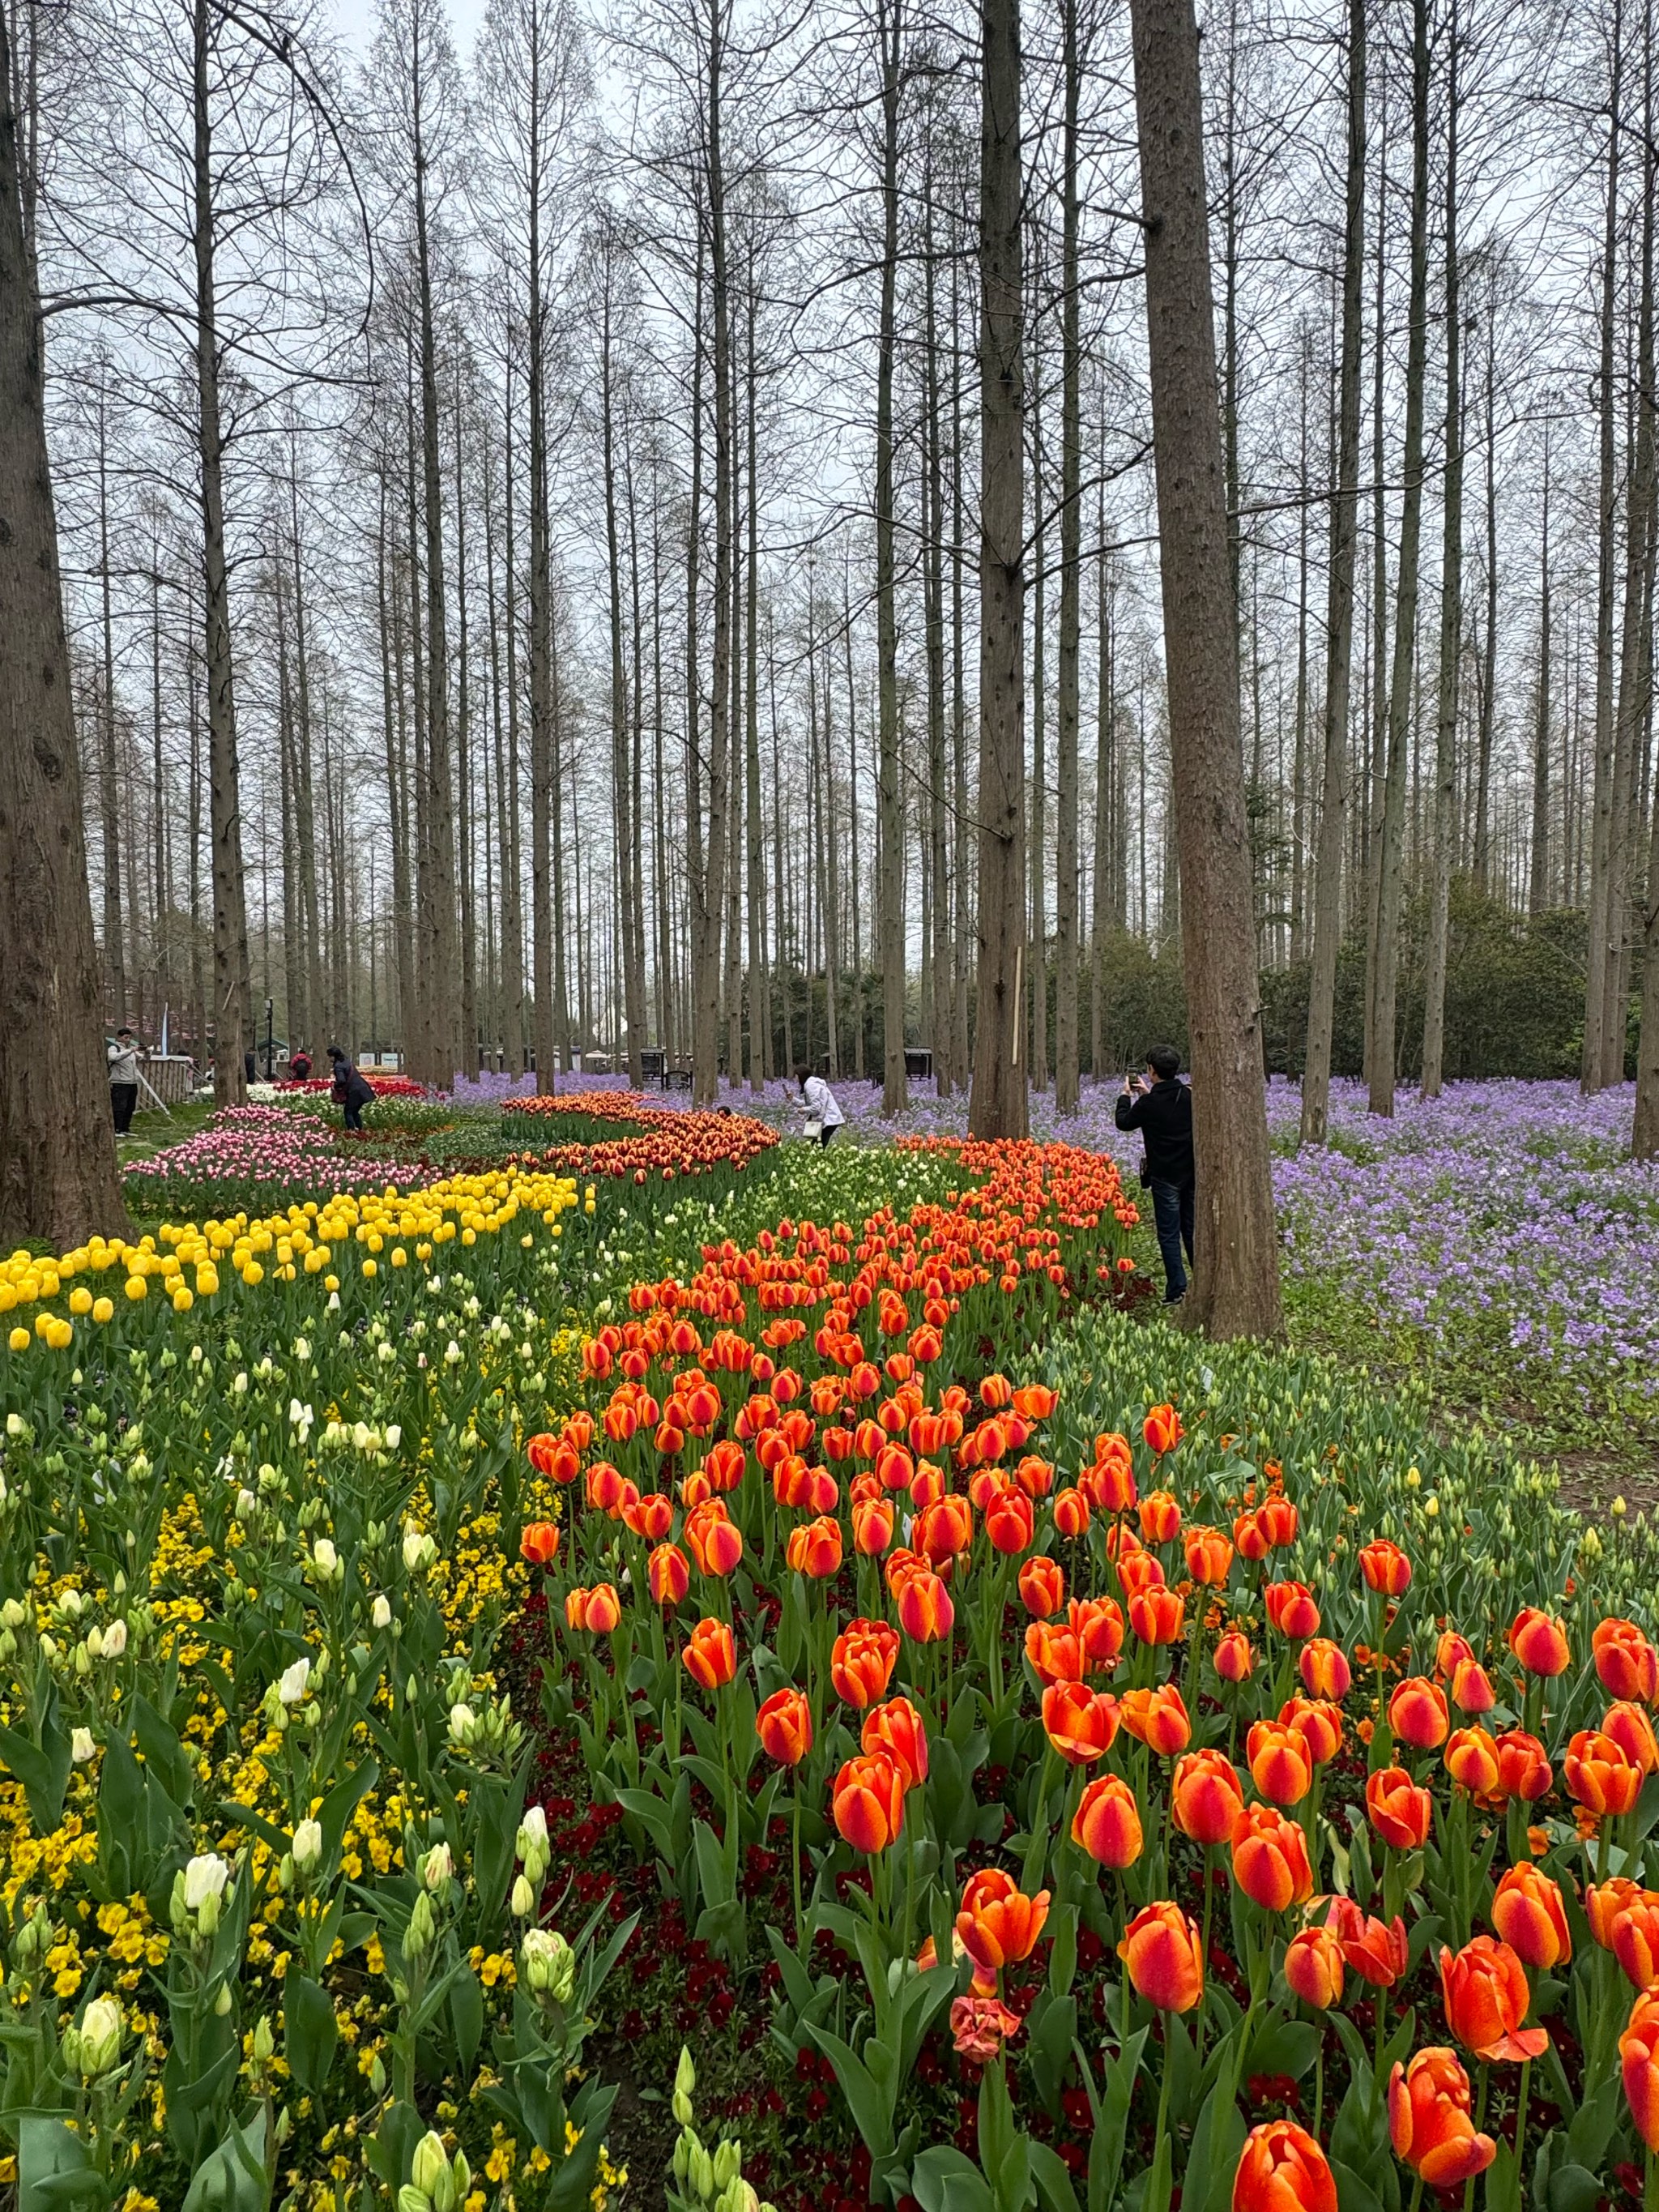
[9, 0, 1659, 1194]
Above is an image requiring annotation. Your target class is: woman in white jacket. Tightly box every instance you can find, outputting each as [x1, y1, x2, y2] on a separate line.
[793, 1064, 846, 1147]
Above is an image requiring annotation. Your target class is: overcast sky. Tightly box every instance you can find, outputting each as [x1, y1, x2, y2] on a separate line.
[327, 0, 490, 63]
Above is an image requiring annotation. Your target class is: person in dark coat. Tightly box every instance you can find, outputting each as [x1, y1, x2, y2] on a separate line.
[1115, 1044, 1195, 1305]
[326, 1045, 374, 1132]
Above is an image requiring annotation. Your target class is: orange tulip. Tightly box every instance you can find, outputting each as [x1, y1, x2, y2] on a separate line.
[896, 1568, 953, 1644]
[851, 1497, 895, 1556]
[520, 1520, 560, 1565]
[1185, 1526, 1235, 1586]
[1388, 2049, 1497, 2187]
[830, 1617, 900, 1707]
[1142, 1404, 1183, 1457]
[1072, 1773, 1143, 1867]
[1359, 1537, 1412, 1596]
[1508, 1606, 1570, 1679]
[1611, 1892, 1659, 1990]
[861, 1695, 929, 1789]
[756, 1686, 813, 1766]
[1264, 1580, 1320, 1640]
[1139, 1489, 1182, 1544]
[648, 1542, 690, 1607]
[1025, 1621, 1085, 1686]
[1281, 1695, 1343, 1767]
[1327, 1895, 1408, 1988]
[582, 1582, 622, 1633]
[1231, 2120, 1337, 2212]
[1129, 1584, 1186, 1646]
[1621, 1988, 1659, 2152]
[1438, 1937, 1548, 2061]
[1117, 1900, 1203, 2012]
[1041, 1681, 1120, 1764]
[1444, 1726, 1500, 1796]
[1388, 1676, 1449, 1752]
[1231, 1804, 1314, 1912]
[1215, 1628, 1255, 1683]
[1604, 1700, 1659, 1776]
[1298, 1639, 1350, 1702]
[681, 1615, 736, 1689]
[1052, 1487, 1091, 1540]
[684, 1505, 744, 1578]
[1117, 1549, 1166, 1602]
[786, 1514, 843, 1579]
[1491, 1863, 1572, 1971]
[1070, 1595, 1126, 1672]
[915, 1493, 973, 1562]
[563, 1586, 591, 1632]
[1285, 1926, 1345, 2009]
[1596, 1617, 1659, 1706]
[1257, 1494, 1299, 1548]
[984, 1487, 1034, 1557]
[627, 1492, 676, 1542]
[1449, 1659, 1496, 1714]
[1018, 1555, 1065, 1619]
[1493, 1728, 1551, 1803]
[1234, 1510, 1271, 1564]
[1589, 1878, 1648, 1950]
[1247, 1719, 1313, 1808]
[1564, 1727, 1643, 1817]
[1172, 1748, 1246, 1846]
[956, 1868, 1051, 1975]
[1366, 1764, 1432, 1851]
[1120, 1682, 1192, 1756]
[832, 1750, 906, 1852]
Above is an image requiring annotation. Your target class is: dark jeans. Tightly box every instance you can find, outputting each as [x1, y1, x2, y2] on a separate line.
[343, 1098, 365, 1132]
[110, 1083, 137, 1134]
[1149, 1176, 1195, 1302]
[820, 1124, 838, 1148]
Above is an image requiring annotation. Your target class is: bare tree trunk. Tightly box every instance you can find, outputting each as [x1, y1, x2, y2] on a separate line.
[1528, 433, 1554, 913]
[923, 143, 951, 1096]
[96, 393, 126, 1024]
[1091, 420, 1115, 1078]
[1584, 0, 1624, 1090]
[769, 613, 792, 1074]
[1299, 0, 1364, 1145]
[454, 365, 478, 1078]
[0, 0, 129, 1244]
[1607, 42, 1657, 1085]
[1129, 0, 1282, 1337]
[1365, 0, 1430, 1117]
[1030, 338, 1048, 1091]
[1421, 1, 1461, 1098]
[1054, 0, 1082, 1115]
[194, 0, 247, 1105]
[692, 0, 733, 1105]
[1469, 325, 1497, 891]
[744, 268, 766, 1090]
[874, 0, 907, 1114]
[970, 0, 1029, 1140]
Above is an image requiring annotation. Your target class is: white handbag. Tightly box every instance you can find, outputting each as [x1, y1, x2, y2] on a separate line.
[802, 1117, 823, 1140]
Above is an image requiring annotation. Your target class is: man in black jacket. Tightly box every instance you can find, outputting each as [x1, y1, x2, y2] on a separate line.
[326, 1045, 375, 1132]
[1114, 1044, 1195, 1305]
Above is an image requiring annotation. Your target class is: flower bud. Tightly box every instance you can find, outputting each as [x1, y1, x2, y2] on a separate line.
[689, 2142, 714, 2201]
[372, 1595, 392, 1629]
[510, 1874, 535, 1916]
[71, 1727, 96, 1765]
[75, 1994, 123, 2078]
[214, 1981, 232, 2017]
[292, 1819, 324, 1873]
[713, 2137, 741, 2192]
[253, 2014, 275, 2064]
[411, 2132, 449, 2204]
[404, 1890, 435, 1959]
[421, 1842, 453, 1890]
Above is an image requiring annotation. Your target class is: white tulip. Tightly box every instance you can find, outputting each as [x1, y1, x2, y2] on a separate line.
[101, 1618, 127, 1659]
[71, 1727, 96, 1764]
[292, 1819, 324, 1872]
[372, 1594, 392, 1629]
[183, 1852, 230, 1912]
[277, 1656, 311, 1706]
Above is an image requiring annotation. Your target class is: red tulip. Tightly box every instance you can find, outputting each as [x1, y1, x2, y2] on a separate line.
[1299, 1639, 1350, 1702]
[1359, 1538, 1411, 1596]
[1596, 1617, 1659, 1706]
[648, 1542, 690, 1607]
[785, 1514, 843, 1579]
[861, 1695, 929, 1790]
[1017, 1555, 1065, 1619]
[1264, 1580, 1320, 1640]
[1493, 1728, 1551, 1802]
[1247, 1719, 1313, 1808]
[1171, 1748, 1246, 1846]
[1285, 1926, 1345, 2009]
[1388, 1676, 1449, 1751]
[1215, 1628, 1255, 1682]
[1326, 1895, 1408, 1988]
[1508, 1607, 1570, 1679]
[1491, 1863, 1572, 1971]
[1041, 1681, 1119, 1765]
[1621, 1988, 1659, 2152]
[1142, 1404, 1183, 1457]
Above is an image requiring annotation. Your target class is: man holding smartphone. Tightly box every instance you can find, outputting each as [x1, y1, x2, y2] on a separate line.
[1115, 1044, 1195, 1305]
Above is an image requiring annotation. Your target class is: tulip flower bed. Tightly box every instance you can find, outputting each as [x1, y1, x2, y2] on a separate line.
[502, 1092, 779, 1188]
[502, 1148, 1659, 2212]
[6, 1117, 1659, 2212]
